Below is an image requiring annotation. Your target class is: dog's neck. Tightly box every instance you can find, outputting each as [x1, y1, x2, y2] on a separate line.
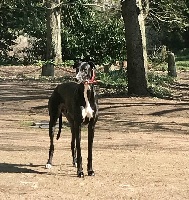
[84, 84, 90, 107]
[82, 83, 94, 119]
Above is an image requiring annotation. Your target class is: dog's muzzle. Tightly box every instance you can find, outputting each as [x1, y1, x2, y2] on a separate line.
[76, 70, 97, 84]
[75, 73, 87, 83]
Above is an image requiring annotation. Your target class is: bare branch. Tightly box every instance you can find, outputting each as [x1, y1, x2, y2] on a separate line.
[45, 1, 120, 11]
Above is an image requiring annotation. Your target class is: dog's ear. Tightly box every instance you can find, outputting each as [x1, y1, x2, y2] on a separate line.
[88, 61, 96, 69]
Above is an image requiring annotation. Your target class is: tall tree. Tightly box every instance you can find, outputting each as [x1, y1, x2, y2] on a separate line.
[121, 0, 149, 95]
[42, 0, 62, 76]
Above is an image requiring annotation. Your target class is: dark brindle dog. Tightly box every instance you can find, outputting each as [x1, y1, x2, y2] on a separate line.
[45, 61, 98, 177]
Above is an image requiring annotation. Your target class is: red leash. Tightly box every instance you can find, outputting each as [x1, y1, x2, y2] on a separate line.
[87, 70, 97, 84]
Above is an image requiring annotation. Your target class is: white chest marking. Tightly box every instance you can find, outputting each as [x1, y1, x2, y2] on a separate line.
[82, 84, 94, 119]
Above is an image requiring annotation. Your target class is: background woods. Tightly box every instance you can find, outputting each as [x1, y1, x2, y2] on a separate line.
[1, 0, 188, 64]
[0, 0, 189, 95]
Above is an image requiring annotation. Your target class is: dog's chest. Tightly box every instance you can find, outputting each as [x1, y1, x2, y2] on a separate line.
[81, 84, 94, 119]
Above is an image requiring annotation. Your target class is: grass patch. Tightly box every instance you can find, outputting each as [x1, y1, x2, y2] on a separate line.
[20, 121, 34, 127]
[175, 48, 189, 70]
[176, 60, 189, 70]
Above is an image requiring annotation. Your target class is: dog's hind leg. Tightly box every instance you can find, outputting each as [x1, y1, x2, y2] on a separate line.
[87, 120, 95, 176]
[46, 115, 58, 169]
[56, 113, 62, 140]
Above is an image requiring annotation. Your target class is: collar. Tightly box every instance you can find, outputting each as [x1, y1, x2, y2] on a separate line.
[87, 69, 97, 84]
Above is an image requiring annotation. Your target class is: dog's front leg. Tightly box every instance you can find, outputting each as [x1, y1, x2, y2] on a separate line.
[74, 121, 84, 177]
[87, 120, 95, 176]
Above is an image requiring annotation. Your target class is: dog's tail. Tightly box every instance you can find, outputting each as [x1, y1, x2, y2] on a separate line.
[56, 113, 62, 140]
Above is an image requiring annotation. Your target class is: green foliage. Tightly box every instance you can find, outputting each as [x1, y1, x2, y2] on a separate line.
[149, 0, 189, 30]
[0, 0, 125, 64]
[62, 1, 126, 63]
[96, 69, 174, 98]
[147, 72, 175, 98]
[0, 0, 46, 64]
[147, 49, 189, 98]
[97, 69, 127, 87]
[148, 72, 174, 86]
[96, 69, 128, 97]
[148, 0, 189, 51]
[0, 0, 188, 66]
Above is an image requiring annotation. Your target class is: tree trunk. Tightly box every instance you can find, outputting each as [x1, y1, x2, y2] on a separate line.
[138, 0, 148, 73]
[42, 0, 62, 76]
[168, 52, 177, 77]
[121, 0, 149, 96]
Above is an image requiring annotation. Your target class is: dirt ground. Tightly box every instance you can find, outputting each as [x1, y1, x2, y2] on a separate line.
[0, 66, 189, 200]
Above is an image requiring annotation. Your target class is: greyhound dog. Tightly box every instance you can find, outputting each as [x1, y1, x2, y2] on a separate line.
[45, 61, 98, 178]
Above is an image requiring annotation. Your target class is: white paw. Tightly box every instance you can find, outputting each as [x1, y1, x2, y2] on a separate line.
[45, 163, 52, 169]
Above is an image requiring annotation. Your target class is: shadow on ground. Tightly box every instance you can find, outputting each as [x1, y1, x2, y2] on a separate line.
[0, 163, 46, 174]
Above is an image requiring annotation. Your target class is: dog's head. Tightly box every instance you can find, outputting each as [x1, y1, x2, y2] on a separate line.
[73, 61, 96, 84]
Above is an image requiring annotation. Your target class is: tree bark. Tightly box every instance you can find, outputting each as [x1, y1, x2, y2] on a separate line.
[42, 0, 62, 76]
[121, 0, 149, 96]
